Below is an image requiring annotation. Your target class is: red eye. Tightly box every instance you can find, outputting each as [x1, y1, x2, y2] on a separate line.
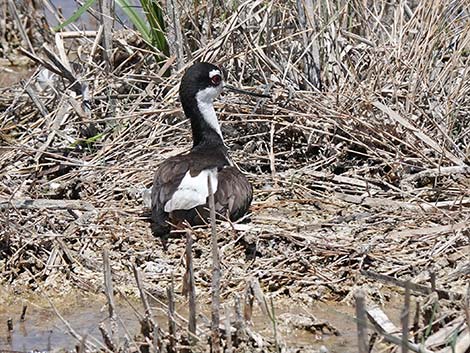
[211, 74, 222, 85]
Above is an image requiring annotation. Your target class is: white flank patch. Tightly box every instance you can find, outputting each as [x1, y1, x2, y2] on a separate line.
[196, 85, 223, 138]
[164, 169, 218, 212]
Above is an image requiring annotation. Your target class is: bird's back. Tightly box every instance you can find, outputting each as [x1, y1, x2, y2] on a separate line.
[150, 148, 252, 238]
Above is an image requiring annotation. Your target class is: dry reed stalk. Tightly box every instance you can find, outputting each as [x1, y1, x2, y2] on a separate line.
[102, 247, 117, 347]
[185, 231, 197, 343]
[224, 304, 233, 353]
[207, 176, 221, 352]
[233, 295, 248, 343]
[166, 276, 176, 353]
[166, 0, 184, 69]
[402, 281, 411, 353]
[98, 0, 114, 71]
[7, 0, 35, 54]
[133, 264, 160, 353]
[466, 284, 470, 336]
[355, 289, 368, 353]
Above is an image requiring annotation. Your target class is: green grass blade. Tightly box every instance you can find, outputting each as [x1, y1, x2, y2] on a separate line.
[116, 0, 152, 44]
[53, 0, 96, 31]
[140, 0, 168, 53]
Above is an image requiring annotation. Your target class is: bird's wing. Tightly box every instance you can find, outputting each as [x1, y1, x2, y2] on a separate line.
[214, 166, 252, 221]
[150, 156, 190, 236]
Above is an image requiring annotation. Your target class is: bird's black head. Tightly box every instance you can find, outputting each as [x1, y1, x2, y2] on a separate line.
[179, 62, 224, 102]
[179, 62, 225, 148]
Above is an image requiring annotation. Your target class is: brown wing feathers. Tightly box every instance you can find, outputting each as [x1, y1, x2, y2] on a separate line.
[150, 155, 252, 238]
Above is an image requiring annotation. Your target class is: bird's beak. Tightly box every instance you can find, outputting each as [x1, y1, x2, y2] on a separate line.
[224, 84, 271, 98]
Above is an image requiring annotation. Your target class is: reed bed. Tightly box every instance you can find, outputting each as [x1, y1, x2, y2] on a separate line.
[0, 0, 469, 352]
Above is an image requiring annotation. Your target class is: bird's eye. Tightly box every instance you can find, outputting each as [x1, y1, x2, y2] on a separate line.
[211, 74, 222, 86]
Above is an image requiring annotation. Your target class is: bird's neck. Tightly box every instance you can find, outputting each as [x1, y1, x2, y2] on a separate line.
[182, 94, 225, 148]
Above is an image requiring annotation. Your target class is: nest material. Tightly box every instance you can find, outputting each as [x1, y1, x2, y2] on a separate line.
[0, 0, 469, 351]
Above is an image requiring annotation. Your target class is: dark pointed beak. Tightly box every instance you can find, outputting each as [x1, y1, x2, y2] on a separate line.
[224, 84, 271, 98]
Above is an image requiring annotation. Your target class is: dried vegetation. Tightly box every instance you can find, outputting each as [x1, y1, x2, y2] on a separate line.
[0, 0, 469, 352]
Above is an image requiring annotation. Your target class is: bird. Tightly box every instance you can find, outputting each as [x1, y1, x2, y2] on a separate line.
[150, 62, 256, 242]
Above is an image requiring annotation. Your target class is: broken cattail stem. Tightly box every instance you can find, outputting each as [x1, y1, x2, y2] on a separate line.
[103, 247, 117, 343]
[133, 265, 151, 316]
[413, 300, 421, 343]
[133, 264, 160, 351]
[243, 282, 254, 322]
[167, 276, 176, 352]
[401, 281, 411, 353]
[185, 231, 197, 342]
[77, 334, 88, 353]
[98, 322, 116, 352]
[233, 295, 247, 342]
[20, 305, 27, 322]
[7, 318, 13, 332]
[270, 297, 280, 353]
[430, 271, 436, 292]
[98, 0, 114, 71]
[208, 176, 221, 351]
[465, 283, 470, 334]
[355, 289, 368, 353]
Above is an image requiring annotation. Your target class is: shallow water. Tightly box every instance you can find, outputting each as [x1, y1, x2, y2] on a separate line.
[0, 293, 139, 352]
[0, 291, 368, 352]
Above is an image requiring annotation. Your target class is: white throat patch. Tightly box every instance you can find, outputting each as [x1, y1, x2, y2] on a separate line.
[196, 85, 223, 139]
[164, 168, 219, 212]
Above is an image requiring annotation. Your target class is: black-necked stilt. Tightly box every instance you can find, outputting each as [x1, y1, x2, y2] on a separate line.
[151, 62, 265, 241]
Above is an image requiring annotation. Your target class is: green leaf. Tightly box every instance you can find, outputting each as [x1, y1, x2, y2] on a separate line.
[53, 0, 96, 31]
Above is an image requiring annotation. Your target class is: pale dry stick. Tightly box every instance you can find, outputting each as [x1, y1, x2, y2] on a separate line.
[44, 294, 107, 352]
[224, 304, 233, 353]
[361, 270, 463, 301]
[185, 231, 197, 343]
[77, 334, 88, 353]
[102, 248, 117, 348]
[373, 101, 464, 166]
[402, 281, 411, 353]
[207, 176, 221, 351]
[401, 165, 470, 187]
[98, 324, 117, 352]
[191, 0, 272, 62]
[0, 199, 95, 211]
[233, 295, 248, 342]
[270, 297, 280, 353]
[269, 123, 277, 188]
[166, 0, 184, 69]
[355, 289, 368, 353]
[368, 306, 434, 353]
[7, 0, 35, 54]
[98, 0, 114, 71]
[296, 0, 322, 89]
[89, 26, 104, 66]
[41, 45, 82, 95]
[35, 96, 70, 162]
[24, 84, 49, 118]
[466, 284, 470, 335]
[54, 32, 72, 73]
[133, 265, 160, 353]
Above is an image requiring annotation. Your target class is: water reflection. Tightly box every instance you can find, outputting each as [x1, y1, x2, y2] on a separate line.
[45, 0, 140, 29]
